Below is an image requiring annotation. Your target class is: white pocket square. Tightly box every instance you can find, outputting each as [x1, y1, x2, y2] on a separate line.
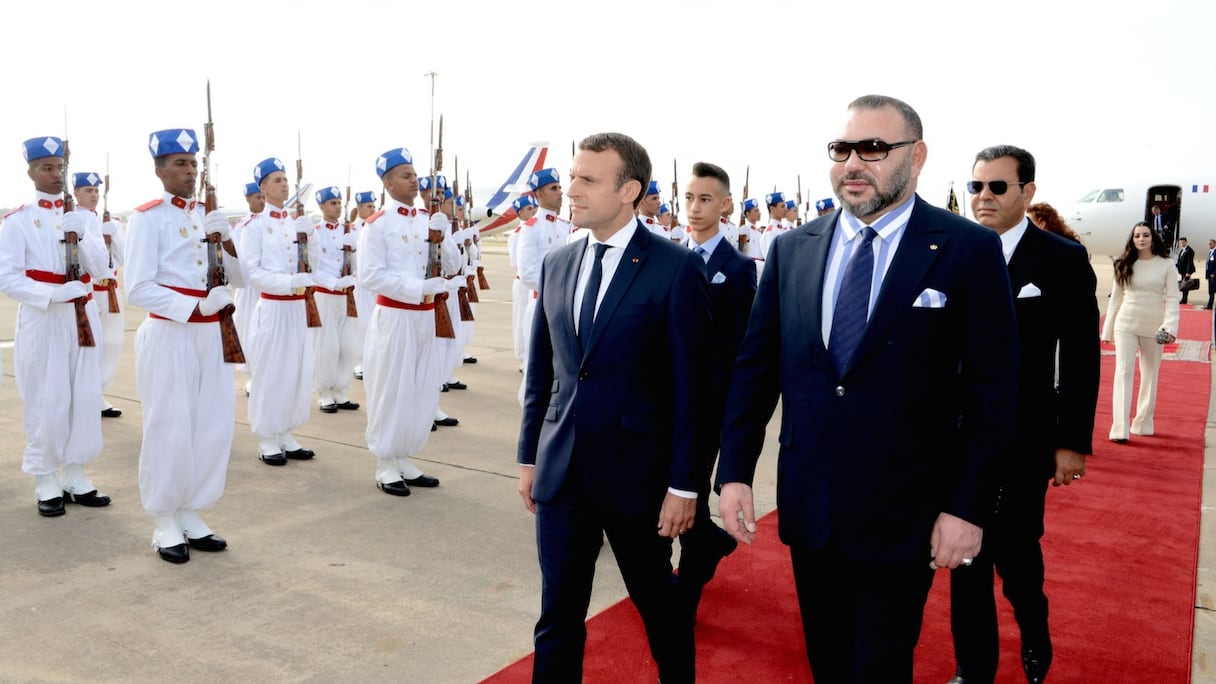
[710, 272, 727, 284]
[1017, 283, 1042, 298]
[913, 288, 947, 308]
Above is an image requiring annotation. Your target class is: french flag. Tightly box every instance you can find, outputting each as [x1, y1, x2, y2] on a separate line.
[1192, 184, 1210, 193]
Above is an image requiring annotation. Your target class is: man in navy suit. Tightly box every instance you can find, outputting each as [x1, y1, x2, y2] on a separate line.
[717, 95, 1021, 682]
[949, 145, 1099, 684]
[517, 132, 712, 683]
[675, 161, 758, 617]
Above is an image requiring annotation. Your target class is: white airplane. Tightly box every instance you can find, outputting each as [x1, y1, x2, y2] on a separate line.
[1065, 178, 1216, 258]
[467, 141, 550, 237]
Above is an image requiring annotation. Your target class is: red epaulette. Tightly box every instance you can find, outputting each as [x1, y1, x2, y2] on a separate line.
[365, 210, 385, 224]
[544, 213, 556, 222]
[2, 204, 26, 219]
[135, 199, 163, 212]
[523, 216, 539, 227]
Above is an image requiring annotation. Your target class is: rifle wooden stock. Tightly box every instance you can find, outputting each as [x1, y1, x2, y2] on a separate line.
[428, 228, 456, 338]
[738, 232, 749, 252]
[456, 283, 474, 321]
[465, 274, 479, 303]
[342, 227, 357, 318]
[476, 265, 489, 290]
[62, 233, 96, 347]
[101, 233, 120, 313]
[296, 232, 322, 328]
[203, 233, 245, 364]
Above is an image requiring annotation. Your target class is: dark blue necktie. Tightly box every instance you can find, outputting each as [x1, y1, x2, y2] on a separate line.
[578, 243, 610, 351]
[830, 226, 877, 372]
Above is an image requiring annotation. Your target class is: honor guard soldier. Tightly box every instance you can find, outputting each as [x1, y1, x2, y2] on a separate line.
[349, 190, 378, 380]
[509, 194, 538, 374]
[431, 186, 469, 409]
[516, 168, 571, 403]
[125, 128, 247, 563]
[310, 185, 360, 413]
[73, 171, 126, 418]
[0, 137, 110, 517]
[758, 190, 787, 265]
[232, 181, 264, 394]
[241, 157, 333, 466]
[815, 196, 835, 217]
[454, 194, 480, 365]
[740, 197, 765, 263]
[718, 196, 740, 248]
[638, 180, 666, 236]
[660, 203, 684, 243]
[783, 199, 799, 229]
[359, 147, 458, 496]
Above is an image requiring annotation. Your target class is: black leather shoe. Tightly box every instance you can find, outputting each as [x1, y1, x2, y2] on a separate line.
[462, 357, 477, 364]
[441, 383, 450, 392]
[187, 534, 228, 552]
[319, 403, 338, 414]
[1021, 644, 1053, 684]
[157, 543, 190, 564]
[101, 407, 122, 418]
[63, 490, 111, 507]
[285, 448, 315, 460]
[446, 381, 468, 390]
[431, 423, 437, 432]
[434, 417, 459, 427]
[37, 497, 65, 517]
[405, 474, 440, 488]
[353, 370, 363, 379]
[377, 480, 411, 497]
[259, 452, 288, 466]
[1111, 438, 1129, 444]
[335, 401, 360, 410]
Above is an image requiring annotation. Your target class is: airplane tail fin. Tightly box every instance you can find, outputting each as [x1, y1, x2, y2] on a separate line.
[471, 142, 549, 237]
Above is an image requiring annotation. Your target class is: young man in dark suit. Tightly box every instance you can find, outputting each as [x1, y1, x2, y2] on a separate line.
[517, 132, 712, 684]
[1205, 239, 1215, 309]
[717, 95, 1021, 682]
[948, 145, 1100, 684]
[675, 161, 758, 617]
[1177, 237, 1196, 304]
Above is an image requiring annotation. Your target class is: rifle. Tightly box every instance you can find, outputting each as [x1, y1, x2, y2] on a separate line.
[295, 132, 321, 328]
[738, 165, 750, 252]
[671, 158, 680, 225]
[342, 174, 357, 318]
[60, 119, 95, 347]
[796, 175, 803, 224]
[100, 155, 120, 313]
[428, 118, 456, 338]
[201, 81, 245, 363]
[469, 170, 489, 290]
[452, 157, 478, 306]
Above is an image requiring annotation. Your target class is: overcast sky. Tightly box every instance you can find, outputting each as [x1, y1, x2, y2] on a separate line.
[2, 0, 1211, 217]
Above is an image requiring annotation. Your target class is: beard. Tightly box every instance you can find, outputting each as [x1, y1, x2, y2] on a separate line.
[834, 154, 912, 219]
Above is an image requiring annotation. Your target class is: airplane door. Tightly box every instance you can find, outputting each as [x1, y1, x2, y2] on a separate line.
[1147, 185, 1181, 250]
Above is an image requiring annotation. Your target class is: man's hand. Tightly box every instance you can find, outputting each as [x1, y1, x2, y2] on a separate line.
[657, 492, 696, 539]
[718, 482, 758, 545]
[928, 512, 982, 570]
[1053, 448, 1087, 487]
[518, 466, 536, 514]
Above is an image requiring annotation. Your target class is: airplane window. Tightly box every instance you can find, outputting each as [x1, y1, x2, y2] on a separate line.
[1098, 189, 1124, 202]
[1077, 190, 1100, 203]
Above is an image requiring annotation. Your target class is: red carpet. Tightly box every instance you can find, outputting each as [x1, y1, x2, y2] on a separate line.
[486, 310, 1210, 683]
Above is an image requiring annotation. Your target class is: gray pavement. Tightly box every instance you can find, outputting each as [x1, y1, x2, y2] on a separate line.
[0, 244, 1209, 682]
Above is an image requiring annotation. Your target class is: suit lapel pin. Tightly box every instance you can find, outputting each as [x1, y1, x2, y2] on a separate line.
[929, 244, 939, 250]
[631, 258, 639, 263]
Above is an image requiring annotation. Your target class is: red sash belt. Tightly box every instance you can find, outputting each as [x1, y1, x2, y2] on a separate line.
[93, 281, 116, 292]
[375, 294, 434, 311]
[261, 293, 305, 301]
[148, 285, 218, 323]
[314, 286, 346, 296]
[27, 269, 93, 301]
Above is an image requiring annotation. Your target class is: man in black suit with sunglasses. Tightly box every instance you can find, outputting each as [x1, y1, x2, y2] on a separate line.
[947, 145, 1100, 684]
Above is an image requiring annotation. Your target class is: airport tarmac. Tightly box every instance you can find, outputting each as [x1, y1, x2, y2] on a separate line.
[0, 238, 1211, 683]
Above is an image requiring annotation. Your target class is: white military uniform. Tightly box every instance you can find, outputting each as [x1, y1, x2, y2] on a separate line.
[358, 199, 459, 484]
[310, 219, 359, 407]
[516, 206, 571, 404]
[231, 212, 260, 382]
[639, 214, 666, 239]
[508, 224, 527, 369]
[88, 212, 126, 408]
[241, 204, 334, 456]
[0, 192, 107, 499]
[718, 217, 739, 247]
[348, 214, 376, 376]
[124, 193, 248, 524]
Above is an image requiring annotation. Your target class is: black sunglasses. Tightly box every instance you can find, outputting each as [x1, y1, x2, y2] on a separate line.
[827, 139, 918, 162]
[966, 180, 1027, 196]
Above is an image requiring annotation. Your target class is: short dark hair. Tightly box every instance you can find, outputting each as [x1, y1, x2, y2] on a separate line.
[974, 145, 1036, 183]
[690, 161, 730, 194]
[578, 132, 651, 208]
[1180, 237, 1188, 242]
[848, 94, 923, 141]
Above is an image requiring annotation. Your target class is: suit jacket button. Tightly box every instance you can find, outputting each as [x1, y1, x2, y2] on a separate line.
[835, 385, 846, 397]
[579, 371, 589, 380]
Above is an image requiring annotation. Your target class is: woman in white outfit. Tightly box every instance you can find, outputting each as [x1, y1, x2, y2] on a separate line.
[1101, 221, 1180, 442]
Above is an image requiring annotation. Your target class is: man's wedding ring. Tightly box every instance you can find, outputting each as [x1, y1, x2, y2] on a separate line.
[1073, 474, 1082, 480]
[961, 558, 973, 566]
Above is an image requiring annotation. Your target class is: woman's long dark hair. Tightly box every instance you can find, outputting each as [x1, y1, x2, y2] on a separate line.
[1113, 221, 1168, 287]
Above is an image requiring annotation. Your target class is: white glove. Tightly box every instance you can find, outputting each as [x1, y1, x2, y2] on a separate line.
[61, 211, 83, 237]
[289, 272, 315, 289]
[428, 212, 449, 231]
[341, 232, 359, 249]
[311, 271, 338, 291]
[294, 216, 315, 237]
[335, 275, 358, 289]
[204, 211, 231, 241]
[198, 287, 233, 316]
[50, 280, 90, 302]
[422, 277, 448, 296]
[100, 220, 117, 237]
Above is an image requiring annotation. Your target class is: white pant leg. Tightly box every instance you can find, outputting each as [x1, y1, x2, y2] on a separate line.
[1132, 334, 1163, 435]
[98, 304, 124, 394]
[1110, 330, 1138, 440]
[247, 298, 314, 438]
[363, 307, 445, 461]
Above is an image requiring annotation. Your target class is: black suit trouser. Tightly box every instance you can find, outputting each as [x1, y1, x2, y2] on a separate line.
[949, 474, 1051, 682]
[533, 495, 693, 684]
[790, 543, 935, 683]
